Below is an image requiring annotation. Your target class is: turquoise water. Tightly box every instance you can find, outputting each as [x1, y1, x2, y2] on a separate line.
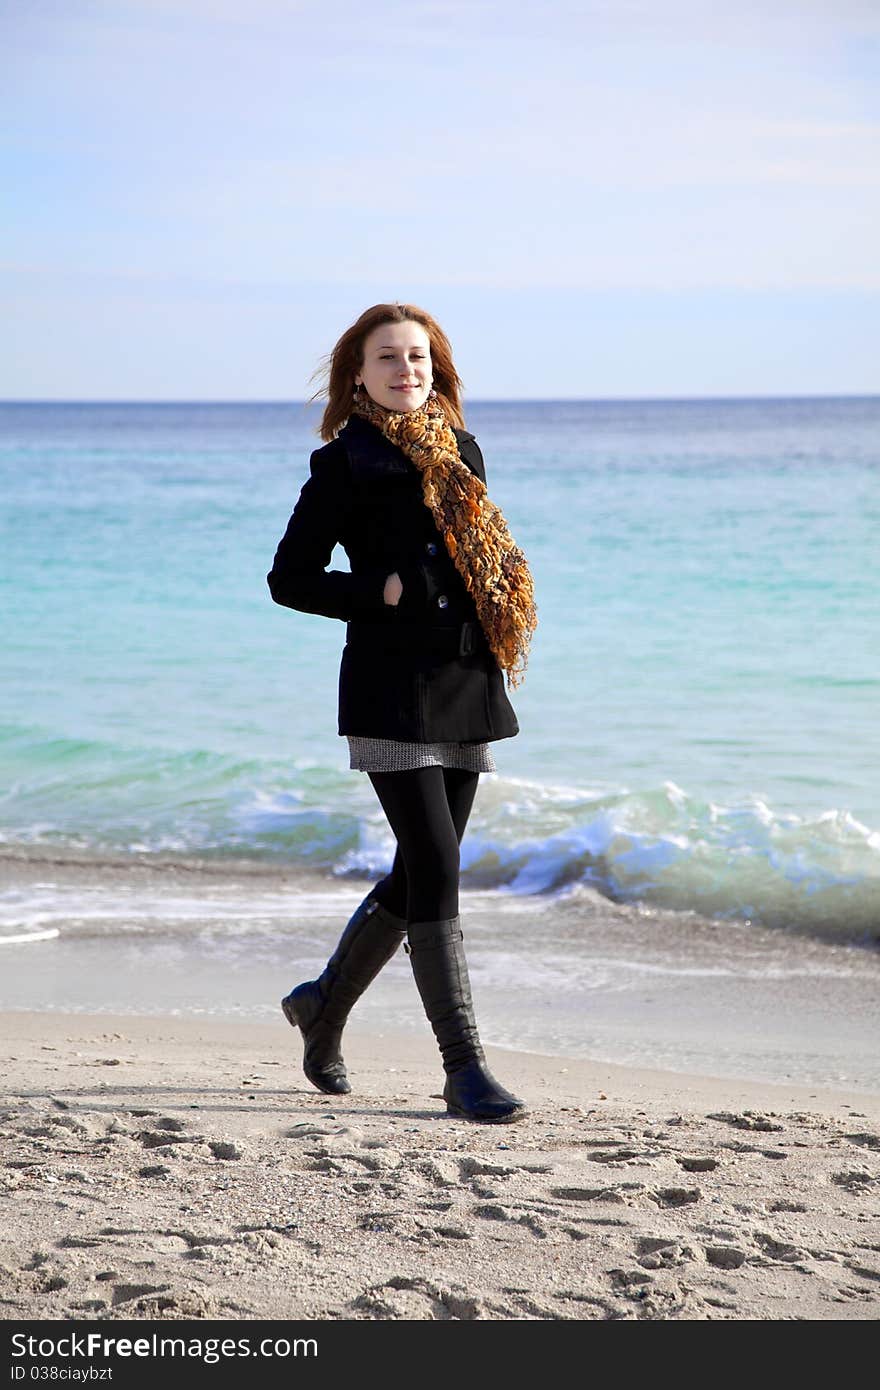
[2, 398, 879, 941]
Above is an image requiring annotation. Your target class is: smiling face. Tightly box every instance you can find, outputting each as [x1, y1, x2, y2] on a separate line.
[354, 319, 433, 412]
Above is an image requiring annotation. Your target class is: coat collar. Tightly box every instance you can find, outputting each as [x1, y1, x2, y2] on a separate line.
[338, 413, 476, 483]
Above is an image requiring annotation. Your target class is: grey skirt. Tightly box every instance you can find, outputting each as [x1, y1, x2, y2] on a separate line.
[347, 736, 496, 774]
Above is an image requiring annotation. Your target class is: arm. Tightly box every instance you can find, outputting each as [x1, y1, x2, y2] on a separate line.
[267, 442, 389, 622]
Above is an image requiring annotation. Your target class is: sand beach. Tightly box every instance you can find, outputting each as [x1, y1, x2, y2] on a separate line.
[2, 849, 879, 1323]
[2, 1006, 878, 1322]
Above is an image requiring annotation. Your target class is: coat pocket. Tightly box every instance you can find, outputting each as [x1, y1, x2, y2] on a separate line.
[337, 642, 423, 739]
[418, 654, 493, 742]
[395, 563, 429, 617]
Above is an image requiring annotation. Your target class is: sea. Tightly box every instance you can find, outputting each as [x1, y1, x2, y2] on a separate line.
[2, 398, 879, 1086]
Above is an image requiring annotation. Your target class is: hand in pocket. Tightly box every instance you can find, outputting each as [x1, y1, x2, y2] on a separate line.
[383, 571, 403, 606]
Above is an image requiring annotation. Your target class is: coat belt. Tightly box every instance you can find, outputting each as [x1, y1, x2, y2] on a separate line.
[345, 620, 486, 658]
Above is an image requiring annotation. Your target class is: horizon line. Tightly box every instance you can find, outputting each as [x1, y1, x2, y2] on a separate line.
[2, 392, 879, 406]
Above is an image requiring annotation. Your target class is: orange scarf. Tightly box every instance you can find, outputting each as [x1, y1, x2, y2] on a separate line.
[351, 393, 536, 687]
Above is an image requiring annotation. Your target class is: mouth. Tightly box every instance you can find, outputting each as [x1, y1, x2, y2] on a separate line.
[392, 385, 420, 391]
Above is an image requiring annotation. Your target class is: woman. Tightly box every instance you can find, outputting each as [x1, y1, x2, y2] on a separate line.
[267, 303, 536, 1123]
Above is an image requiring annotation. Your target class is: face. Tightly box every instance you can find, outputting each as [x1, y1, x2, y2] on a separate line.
[354, 320, 433, 411]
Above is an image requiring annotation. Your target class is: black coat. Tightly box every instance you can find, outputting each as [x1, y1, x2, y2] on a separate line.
[267, 414, 519, 743]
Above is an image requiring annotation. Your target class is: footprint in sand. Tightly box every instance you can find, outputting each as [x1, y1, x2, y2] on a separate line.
[208, 1141, 242, 1161]
[137, 1124, 199, 1150]
[352, 1276, 484, 1321]
[707, 1111, 784, 1133]
[751, 1232, 804, 1264]
[841, 1132, 880, 1152]
[648, 1187, 702, 1208]
[550, 1183, 645, 1206]
[831, 1169, 878, 1194]
[634, 1237, 698, 1269]
[471, 1203, 548, 1239]
[704, 1246, 746, 1269]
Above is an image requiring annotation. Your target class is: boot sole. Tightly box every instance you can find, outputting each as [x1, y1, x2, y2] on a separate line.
[445, 1102, 527, 1124]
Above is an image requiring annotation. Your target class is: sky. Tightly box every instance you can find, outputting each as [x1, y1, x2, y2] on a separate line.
[2, 0, 879, 399]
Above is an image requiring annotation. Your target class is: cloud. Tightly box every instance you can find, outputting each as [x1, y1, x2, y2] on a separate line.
[4, 1, 879, 344]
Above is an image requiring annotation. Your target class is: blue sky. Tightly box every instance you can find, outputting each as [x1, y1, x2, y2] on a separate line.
[3, 0, 879, 398]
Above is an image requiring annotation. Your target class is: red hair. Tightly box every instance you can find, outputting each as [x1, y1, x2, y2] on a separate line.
[309, 303, 465, 441]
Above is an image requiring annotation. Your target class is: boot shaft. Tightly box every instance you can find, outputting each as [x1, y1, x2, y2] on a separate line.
[317, 894, 407, 1027]
[406, 917, 483, 1073]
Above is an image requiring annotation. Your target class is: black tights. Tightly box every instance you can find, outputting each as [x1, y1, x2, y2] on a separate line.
[367, 766, 480, 923]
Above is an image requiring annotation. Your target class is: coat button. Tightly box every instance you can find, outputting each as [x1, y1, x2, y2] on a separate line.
[437, 595, 449, 609]
[425, 542, 438, 556]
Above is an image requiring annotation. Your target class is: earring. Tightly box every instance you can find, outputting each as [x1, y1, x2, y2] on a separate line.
[428, 387, 437, 399]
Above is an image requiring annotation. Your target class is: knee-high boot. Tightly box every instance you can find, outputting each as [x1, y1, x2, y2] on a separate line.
[407, 917, 526, 1123]
[282, 893, 407, 1094]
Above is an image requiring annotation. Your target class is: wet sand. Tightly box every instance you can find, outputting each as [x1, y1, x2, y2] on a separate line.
[2, 848, 878, 1094]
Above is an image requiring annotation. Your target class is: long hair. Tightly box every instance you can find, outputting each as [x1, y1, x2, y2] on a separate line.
[310, 302, 466, 441]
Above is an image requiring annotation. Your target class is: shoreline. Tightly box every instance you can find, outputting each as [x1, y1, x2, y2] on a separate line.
[2, 848, 879, 1096]
[1, 1009, 878, 1321]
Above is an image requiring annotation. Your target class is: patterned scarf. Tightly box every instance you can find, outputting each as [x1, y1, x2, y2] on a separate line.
[350, 391, 537, 687]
